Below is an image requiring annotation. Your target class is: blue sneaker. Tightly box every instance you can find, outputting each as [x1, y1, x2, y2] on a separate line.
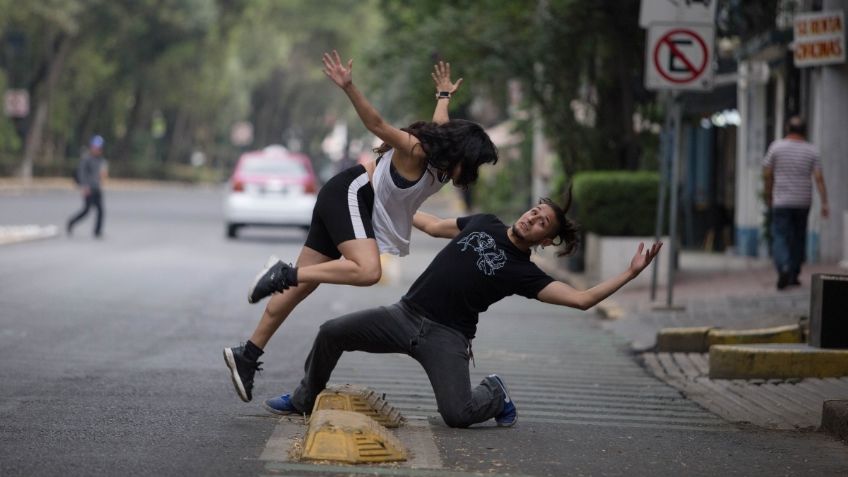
[263, 393, 299, 416]
[489, 374, 517, 427]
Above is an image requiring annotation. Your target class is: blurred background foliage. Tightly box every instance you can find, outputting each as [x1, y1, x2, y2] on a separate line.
[0, 0, 782, 216]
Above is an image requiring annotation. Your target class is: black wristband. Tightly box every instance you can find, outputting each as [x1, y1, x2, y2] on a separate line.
[436, 91, 451, 99]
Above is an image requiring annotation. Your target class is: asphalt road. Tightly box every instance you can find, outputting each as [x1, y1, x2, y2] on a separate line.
[1, 185, 847, 476]
[0, 184, 451, 476]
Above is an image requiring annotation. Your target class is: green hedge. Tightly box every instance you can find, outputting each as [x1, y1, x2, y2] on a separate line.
[572, 170, 660, 236]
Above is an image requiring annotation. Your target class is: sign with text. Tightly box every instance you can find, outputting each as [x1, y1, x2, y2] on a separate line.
[793, 11, 845, 68]
[645, 24, 714, 90]
[3, 89, 29, 118]
[639, 0, 717, 27]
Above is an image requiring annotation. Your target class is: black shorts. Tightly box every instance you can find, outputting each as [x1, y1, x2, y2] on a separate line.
[304, 164, 375, 259]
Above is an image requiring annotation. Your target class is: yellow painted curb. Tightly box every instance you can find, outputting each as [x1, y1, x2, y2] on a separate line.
[709, 343, 848, 379]
[302, 410, 407, 464]
[656, 326, 712, 352]
[656, 324, 805, 352]
[707, 324, 803, 347]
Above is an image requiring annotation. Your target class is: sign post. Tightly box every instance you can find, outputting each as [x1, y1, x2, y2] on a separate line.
[641, 0, 716, 309]
[645, 24, 715, 91]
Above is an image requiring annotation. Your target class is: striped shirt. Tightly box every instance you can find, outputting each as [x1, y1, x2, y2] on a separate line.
[763, 138, 821, 207]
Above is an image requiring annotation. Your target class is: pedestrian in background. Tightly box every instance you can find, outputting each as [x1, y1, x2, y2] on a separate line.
[67, 135, 108, 238]
[763, 116, 829, 290]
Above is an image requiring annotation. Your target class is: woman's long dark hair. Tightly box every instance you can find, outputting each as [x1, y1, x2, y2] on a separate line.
[373, 119, 498, 187]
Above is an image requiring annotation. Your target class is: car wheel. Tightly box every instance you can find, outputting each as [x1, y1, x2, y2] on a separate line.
[226, 223, 240, 239]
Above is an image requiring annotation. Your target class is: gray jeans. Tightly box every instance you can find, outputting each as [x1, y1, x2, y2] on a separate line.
[291, 301, 507, 428]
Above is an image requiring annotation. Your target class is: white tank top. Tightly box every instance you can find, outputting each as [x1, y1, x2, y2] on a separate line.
[371, 149, 446, 256]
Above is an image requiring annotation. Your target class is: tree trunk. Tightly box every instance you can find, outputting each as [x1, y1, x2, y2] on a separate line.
[114, 85, 145, 162]
[20, 34, 73, 182]
[166, 110, 190, 164]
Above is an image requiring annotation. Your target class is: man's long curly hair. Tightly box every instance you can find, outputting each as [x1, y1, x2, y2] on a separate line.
[540, 185, 580, 257]
[373, 119, 498, 187]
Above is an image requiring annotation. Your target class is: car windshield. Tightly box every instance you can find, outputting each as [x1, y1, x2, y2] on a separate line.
[240, 158, 307, 176]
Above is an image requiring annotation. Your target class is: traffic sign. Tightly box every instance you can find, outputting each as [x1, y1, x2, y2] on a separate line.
[645, 24, 714, 91]
[639, 0, 717, 27]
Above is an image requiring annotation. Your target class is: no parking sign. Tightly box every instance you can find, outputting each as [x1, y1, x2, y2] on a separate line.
[645, 24, 714, 91]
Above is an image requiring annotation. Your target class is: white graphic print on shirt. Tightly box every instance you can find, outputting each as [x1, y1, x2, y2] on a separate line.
[457, 231, 506, 276]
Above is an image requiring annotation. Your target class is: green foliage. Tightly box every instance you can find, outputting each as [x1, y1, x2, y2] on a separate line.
[572, 170, 659, 236]
[473, 156, 532, 221]
[717, 0, 784, 40]
[369, 0, 651, 178]
[0, 0, 381, 180]
[473, 120, 533, 220]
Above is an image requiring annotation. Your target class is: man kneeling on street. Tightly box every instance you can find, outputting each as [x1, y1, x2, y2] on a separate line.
[248, 196, 661, 428]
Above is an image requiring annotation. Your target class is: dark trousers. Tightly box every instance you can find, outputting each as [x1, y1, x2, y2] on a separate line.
[771, 207, 809, 279]
[290, 301, 506, 428]
[67, 188, 104, 236]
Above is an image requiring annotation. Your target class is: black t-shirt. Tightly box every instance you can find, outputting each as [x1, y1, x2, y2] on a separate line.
[402, 214, 555, 339]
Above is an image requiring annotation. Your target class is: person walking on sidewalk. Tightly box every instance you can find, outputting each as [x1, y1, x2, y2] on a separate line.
[763, 116, 829, 290]
[223, 52, 498, 403]
[67, 135, 108, 238]
[258, 196, 662, 428]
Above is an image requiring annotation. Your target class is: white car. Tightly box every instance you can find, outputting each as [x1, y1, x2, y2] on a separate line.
[224, 145, 318, 238]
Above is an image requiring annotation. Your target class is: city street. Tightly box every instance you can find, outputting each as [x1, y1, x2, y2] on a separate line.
[1, 185, 847, 476]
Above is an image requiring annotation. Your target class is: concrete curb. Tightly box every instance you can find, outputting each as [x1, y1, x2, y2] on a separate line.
[0, 225, 59, 245]
[820, 400, 848, 442]
[709, 343, 848, 379]
[0, 177, 208, 193]
[655, 326, 712, 352]
[656, 324, 804, 352]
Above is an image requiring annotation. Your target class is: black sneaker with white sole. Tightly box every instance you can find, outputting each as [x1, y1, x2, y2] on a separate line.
[247, 256, 296, 304]
[223, 345, 262, 402]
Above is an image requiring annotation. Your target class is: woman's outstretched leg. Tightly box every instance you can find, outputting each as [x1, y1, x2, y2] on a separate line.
[226, 239, 383, 402]
[247, 238, 381, 303]
[225, 246, 330, 402]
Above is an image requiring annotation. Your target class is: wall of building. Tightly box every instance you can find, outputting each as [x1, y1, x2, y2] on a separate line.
[810, 0, 848, 263]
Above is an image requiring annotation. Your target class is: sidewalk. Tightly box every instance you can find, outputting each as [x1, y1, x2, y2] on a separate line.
[550, 250, 848, 432]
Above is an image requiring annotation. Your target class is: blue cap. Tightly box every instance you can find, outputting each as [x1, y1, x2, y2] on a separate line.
[90, 135, 104, 148]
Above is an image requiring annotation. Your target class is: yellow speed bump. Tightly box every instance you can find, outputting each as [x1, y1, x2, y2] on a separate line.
[302, 410, 407, 464]
[313, 384, 405, 428]
[709, 343, 848, 379]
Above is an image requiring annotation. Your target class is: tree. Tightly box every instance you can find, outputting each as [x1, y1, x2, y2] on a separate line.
[0, 0, 381, 180]
[369, 0, 653, 178]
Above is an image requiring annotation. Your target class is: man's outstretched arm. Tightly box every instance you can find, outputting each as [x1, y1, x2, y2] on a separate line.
[537, 242, 662, 310]
[413, 211, 460, 239]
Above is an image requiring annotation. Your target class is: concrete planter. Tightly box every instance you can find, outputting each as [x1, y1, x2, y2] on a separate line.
[585, 233, 668, 287]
